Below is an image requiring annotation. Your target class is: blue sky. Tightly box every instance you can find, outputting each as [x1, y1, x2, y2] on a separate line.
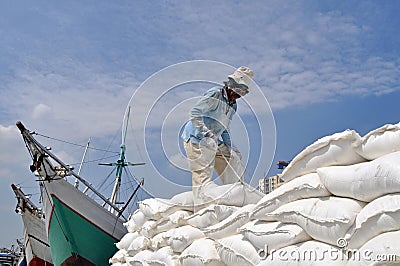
[1, 0, 400, 248]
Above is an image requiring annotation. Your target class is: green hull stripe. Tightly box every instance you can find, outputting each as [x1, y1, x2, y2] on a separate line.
[48, 196, 119, 266]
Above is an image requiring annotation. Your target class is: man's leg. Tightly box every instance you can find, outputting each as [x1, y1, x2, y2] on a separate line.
[214, 144, 244, 184]
[183, 140, 216, 211]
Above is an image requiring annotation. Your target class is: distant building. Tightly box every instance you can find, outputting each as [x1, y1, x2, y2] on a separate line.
[258, 175, 284, 194]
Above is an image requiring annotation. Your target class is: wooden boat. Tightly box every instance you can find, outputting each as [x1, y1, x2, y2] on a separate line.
[11, 184, 53, 266]
[16, 120, 143, 266]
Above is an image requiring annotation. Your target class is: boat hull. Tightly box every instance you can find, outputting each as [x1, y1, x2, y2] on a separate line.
[21, 206, 53, 266]
[42, 178, 126, 266]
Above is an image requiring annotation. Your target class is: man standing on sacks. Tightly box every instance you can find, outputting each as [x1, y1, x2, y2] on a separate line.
[181, 66, 254, 210]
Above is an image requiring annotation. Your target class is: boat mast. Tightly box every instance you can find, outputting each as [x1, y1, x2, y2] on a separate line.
[75, 138, 90, 189]
[109, 107, 130, 205]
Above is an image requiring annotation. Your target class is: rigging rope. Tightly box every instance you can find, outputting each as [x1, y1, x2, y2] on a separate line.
[68, 154, 119, 167]
[35, 132, 119, 154]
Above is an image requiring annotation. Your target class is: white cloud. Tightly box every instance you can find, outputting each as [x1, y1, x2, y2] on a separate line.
[154, 2, 400, 111]
[2, 1, 399, 122]
[32, 103, 52, 119]
[3, 58, 140, 141]
[0, 125, 22, 162]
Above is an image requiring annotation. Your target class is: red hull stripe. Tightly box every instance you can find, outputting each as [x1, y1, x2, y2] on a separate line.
[28, 256, 53, 266]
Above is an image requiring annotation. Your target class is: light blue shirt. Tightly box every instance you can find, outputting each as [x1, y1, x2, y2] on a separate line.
[181, 86, 237, 146]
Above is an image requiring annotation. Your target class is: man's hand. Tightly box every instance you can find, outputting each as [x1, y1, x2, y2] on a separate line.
[204, 129, 218, 141]
[200, 134, 218, 150]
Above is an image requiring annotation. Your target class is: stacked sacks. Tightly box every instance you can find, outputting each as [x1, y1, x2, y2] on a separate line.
[259, 123, 400, 264]
[110, 122, 400, 266]
[279, 129, 366, 182]
[109, 182, 263, 265]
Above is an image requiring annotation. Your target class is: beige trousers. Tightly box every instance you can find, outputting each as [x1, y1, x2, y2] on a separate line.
[184, 139, 244, 209]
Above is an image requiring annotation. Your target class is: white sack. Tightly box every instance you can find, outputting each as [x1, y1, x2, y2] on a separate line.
[346, 231, 400, 266]
[140, 218, 174, 238]
[163, 225, 205, 253]
[345, 193, 400, 249]
[141, 210, 191, 238]
[127, 235, 151, 256]
[126, 250, 153, 266]
[138, 198, 175, 220]
[262, 197, 365, 246]
[180, 238, 224, 266]
[138, 191, 194, 220]
[201, 181, 263, 207]
[125, 209, 147, 232]
[168, 210, 192, 225]
[170, 191, 194, 208]
[215, 234, 260, 266]
[239, 221, 311, 252]
[259, 240, 348, 266]
[145, 246, 180, 266]
[280, 129, 365, 182]
[251, 173, 331, 220]
[318, 151, 400, 202]
[109, 248, 127, 264]
[185, 204, 239, 229]
[140, 220, 157, 238]
[204, 204, 255, 240]
[242, 182, 265, 205]
[151, 231, 169, 250]
[116, 231, 139, 250]
[355, 122, 400, 160]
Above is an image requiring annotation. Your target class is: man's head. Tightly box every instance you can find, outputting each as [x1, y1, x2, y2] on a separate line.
[227, 66, 254, 98]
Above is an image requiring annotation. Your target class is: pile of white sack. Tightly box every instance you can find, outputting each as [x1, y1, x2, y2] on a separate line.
[110, 122, 400, 266]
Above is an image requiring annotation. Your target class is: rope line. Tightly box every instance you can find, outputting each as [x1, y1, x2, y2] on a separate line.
[68, 154, 119, 167]
[35, 133, 119, 154]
